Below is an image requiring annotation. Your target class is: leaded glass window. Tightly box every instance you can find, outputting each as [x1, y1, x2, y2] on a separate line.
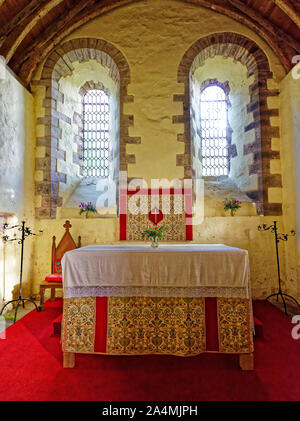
[200, 85, 229, 176]
[82, 89, 110, 178]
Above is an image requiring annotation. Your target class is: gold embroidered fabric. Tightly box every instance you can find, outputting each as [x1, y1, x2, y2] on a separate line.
[62, 297, 96, 353]
[107, 297, 206, 356]
[62, 296, 253, 355]
[217, 298, 254, 353]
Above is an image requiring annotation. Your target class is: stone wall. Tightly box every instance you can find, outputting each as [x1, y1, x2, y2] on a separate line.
[0, 61, 35, 303]
[280, 73, 300, 300]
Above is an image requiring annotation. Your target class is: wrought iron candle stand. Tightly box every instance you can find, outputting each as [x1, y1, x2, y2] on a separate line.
[0, 221, 43, 323]
[258, 220, 299, 315]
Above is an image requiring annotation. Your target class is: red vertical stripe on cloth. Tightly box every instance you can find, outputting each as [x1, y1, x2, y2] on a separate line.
[94, 297, 108, 353]
[205, 297, 219, 351]
[185, 188, 193, 240]
[119, 189, 127, 240]
[119, 213, 127, 240]
[185, 222, 193, 240]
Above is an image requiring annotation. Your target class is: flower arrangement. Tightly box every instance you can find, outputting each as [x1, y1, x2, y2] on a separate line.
[78, 202, 97, 218]
[224, 198, 242, 216]
[142, 225, 166, 247]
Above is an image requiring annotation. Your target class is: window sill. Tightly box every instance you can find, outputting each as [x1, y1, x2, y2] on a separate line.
[59, 206, 118, 219]
[61, 177, 117, 215]
[202, 175, 229, 181]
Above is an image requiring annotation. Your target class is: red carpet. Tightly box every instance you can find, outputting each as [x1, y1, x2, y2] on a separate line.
[0, 299, 299, 401]
[52, 313, 62, 336]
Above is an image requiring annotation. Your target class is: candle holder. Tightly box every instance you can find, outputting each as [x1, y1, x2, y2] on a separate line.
[258, 220, 299, 315]
[0, 221, 43, 323]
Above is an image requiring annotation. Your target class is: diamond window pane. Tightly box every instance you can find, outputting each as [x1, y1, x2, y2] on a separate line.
[200, 85, 229, 177]
[82, 89, 110, 178]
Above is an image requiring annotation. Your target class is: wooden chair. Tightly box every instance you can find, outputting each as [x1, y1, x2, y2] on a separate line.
[39, 220, 81, 310]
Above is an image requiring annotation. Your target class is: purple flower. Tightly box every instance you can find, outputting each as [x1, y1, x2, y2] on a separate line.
[78, 201, 96, 214]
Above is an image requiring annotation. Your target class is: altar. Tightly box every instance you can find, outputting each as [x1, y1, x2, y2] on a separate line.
[61, 244, 254, 369]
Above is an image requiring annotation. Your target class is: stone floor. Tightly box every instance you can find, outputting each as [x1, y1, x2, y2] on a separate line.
[269, 296, 300, 318]
[0, 300, 39, 333]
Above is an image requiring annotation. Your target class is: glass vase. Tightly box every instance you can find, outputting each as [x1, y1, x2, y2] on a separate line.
[151, 237, 159, 248]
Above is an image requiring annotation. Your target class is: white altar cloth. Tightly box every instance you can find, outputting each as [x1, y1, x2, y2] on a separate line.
[62, 244, 251, 299]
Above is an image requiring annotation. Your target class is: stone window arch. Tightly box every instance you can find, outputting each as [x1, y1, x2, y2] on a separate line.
[174, 32, 282, 216]
[33, 38, 140, 219]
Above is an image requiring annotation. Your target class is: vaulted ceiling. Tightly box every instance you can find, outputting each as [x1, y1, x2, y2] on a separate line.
[0, 0, 299, 86]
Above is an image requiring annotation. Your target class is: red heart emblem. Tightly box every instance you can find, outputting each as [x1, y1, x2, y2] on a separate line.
[148, 208, 164, 225]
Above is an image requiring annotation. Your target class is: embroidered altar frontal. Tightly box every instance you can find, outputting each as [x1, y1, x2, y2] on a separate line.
[62, 296, 253, 356]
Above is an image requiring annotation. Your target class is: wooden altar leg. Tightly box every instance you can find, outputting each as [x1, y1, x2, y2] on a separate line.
[239, 353, 254, 370]
[63, 352, 75, 368]
[50, 287, 56, 302]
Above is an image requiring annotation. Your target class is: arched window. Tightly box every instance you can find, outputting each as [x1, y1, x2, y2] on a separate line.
[82, 89, 110, 178]
[200, 85, 229, 177]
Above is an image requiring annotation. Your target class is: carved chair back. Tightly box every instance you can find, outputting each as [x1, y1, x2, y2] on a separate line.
[51, 220, 81, 274]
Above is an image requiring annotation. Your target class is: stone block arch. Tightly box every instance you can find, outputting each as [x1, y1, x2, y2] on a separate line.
[33, 38, 140, 219]
[173, 32, 282, 216]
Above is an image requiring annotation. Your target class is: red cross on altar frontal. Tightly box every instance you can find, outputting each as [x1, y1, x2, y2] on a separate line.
[148, 208, 164, 225]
